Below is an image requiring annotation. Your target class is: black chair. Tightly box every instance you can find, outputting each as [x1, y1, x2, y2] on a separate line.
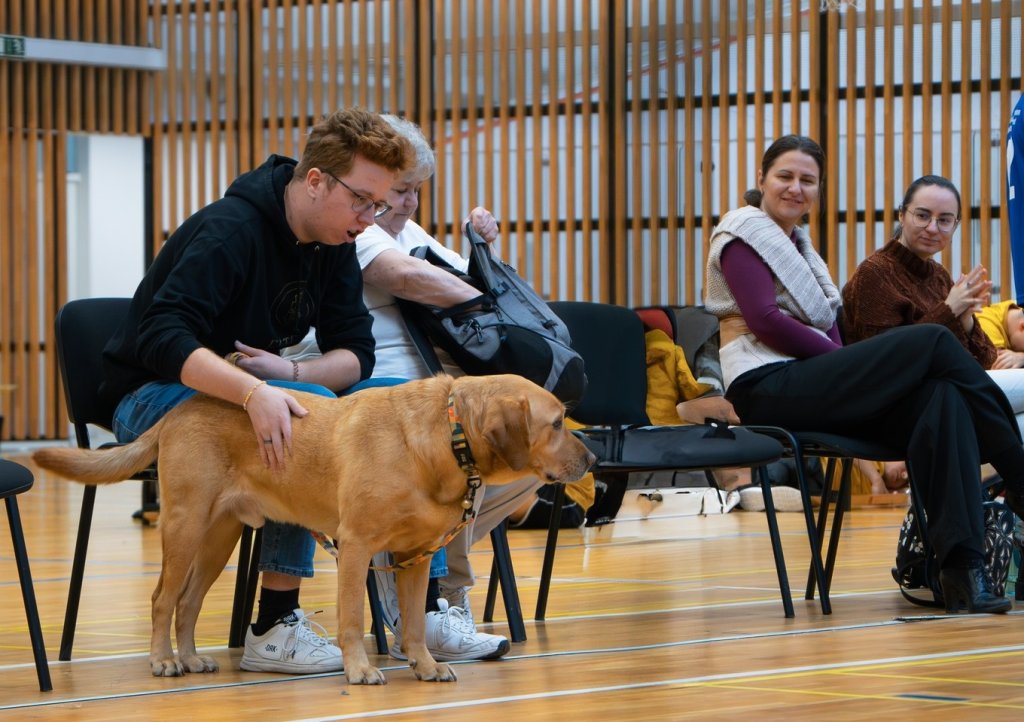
[745, 429, 905, 609]
[53, 297, 262, 659]
[52, 297, 463, 658]
[0, 459, 52, 691]
[518, 301, 795, 618]
[637, 303, 912, 613]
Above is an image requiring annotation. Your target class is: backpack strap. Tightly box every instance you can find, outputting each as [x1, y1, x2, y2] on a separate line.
[399, 300, 445, 375]
[464, 221, 500, 292]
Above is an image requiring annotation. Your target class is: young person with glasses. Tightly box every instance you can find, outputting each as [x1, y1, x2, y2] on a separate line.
[842, 175, 1024, 434]
[100, 108, 413, 675]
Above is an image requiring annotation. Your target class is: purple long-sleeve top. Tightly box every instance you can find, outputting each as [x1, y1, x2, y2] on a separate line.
[720, 238, 843, 358]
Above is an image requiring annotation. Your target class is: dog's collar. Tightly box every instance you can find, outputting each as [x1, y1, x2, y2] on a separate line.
[447, 392, 484, 521]
[309, 393, 483, 572]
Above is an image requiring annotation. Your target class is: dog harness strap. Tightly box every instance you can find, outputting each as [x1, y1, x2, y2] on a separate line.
[307, 393, 487, 572]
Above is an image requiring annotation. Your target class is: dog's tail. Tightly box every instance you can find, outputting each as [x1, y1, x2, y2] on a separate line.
[32, 418, 163, 485]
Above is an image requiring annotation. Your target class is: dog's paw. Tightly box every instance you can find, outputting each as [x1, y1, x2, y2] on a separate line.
[410, 660, 458, 682]
[182, 654, 219, 674]
[150, 658, 185, 677]
[346, 665, 388, 685]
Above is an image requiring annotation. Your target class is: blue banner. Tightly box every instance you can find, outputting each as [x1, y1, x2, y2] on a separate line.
[1008, 94, 1024, 303]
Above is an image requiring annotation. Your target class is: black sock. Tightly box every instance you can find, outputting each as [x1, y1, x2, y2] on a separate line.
[426, 577, 441, 613]
[252, 587, 300, 635]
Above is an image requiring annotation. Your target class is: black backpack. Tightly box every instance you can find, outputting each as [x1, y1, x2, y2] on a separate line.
[397, 223, 587, 408]
[892, 499, 1015, 607]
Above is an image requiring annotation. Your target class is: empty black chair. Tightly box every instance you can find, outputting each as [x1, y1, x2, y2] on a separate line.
[528, 301, 794, 617]
[52, 297, 261, 659]
[0, 458, 53, 691]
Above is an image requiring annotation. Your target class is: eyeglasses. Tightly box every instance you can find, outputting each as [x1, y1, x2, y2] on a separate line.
[323, 171, 392, 218]
[906, 207, 959, 233]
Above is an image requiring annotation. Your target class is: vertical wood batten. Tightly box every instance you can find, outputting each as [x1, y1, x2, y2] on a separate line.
[960, 0, 973, 268]
[1001, 0, 1013, 296]
[580, 3, 593, 300]
[884, 1, 895, 247]
[824, 6, 838, 277]
[497, 1, 510, 247]
[845, 5, 857, 283]
[546, 0, 560, 301]
[432, 0, 447, 248]
[772, 0, 782, 138]
[613, 0, 627, 302]
[665, 0, 679, 304]
[647, 0, 663, 303]
[863, 1, 876, 259]
[921, 1, 933, 173]
[683, 0, 696, 306]
[530, 0, 543, 289]
[514, 5, 527, 276]
[630, 0, 643, 306]
[735, 0, 747, 218]
[980, 1, 992, 279]
[700, 0, 712, 269]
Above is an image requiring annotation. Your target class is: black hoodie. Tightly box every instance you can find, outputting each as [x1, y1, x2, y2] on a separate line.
[99, 155, 374, 410]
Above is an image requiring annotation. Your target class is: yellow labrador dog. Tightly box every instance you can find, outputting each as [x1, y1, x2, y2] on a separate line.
[33, 373, 594, 685]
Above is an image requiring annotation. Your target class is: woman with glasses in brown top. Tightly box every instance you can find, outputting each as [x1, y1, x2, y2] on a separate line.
[842, 175, 1024, 434]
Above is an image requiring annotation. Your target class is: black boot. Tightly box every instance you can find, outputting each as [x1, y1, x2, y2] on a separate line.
[939, 563, 1012, 614]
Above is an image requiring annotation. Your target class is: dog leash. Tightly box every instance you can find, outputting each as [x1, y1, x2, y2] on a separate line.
[311, 392, 483, 572]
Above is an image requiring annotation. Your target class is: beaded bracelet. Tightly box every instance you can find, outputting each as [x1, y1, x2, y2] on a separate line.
[242, 380, 266, 411]
[292, 359, 300, 382]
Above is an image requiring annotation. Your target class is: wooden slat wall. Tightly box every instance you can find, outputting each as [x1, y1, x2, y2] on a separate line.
[2, 0, 1023, 440]
[0, 0, 150, 441]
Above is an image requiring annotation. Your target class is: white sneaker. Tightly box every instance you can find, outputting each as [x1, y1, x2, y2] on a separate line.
[389, 599, 510, 662]
[738, 485, 804, 513]
[438, 584, 476, 629]
[240, 609, 344, 674]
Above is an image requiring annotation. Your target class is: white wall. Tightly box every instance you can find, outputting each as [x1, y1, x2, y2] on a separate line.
[67, 135, 145, 300]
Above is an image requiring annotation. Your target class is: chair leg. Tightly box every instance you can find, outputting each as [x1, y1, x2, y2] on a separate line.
[489, 521, 526, 642]
[798, 454, 832, 615]
[534, 482, 566, 621]
[365, 569, 389, 655]
[60, 483, 97, 661]
[822, 459, 855, 594]
[759, 466, 795, 618]
[229, 525, 259, 648]
[483, 556, 499, 623]
[6, 497, 52, 692]
[805, 457, 837, 600]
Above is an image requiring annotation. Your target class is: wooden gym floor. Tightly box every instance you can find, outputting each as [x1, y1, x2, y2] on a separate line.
[0, 451, 1021, 720]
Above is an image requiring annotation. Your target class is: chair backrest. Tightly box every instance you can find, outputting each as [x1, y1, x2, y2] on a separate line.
[548, 301, 649, 427]
[54, 298, 132, 446]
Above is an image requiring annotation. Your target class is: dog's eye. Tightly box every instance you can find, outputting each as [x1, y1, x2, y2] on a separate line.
[553, 419, 563, 431]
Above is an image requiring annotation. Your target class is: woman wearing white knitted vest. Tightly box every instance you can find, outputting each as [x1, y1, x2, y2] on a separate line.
[704, 134, 1024, 614]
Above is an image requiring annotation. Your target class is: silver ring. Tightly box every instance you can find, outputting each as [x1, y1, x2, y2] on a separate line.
[262, 438, 273, 444]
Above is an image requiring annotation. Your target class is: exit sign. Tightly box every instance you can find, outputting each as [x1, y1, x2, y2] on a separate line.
[1, 35, 26, 58]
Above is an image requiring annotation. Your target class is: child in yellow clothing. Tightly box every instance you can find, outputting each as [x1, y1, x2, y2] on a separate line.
[976, 300, 1024, 369]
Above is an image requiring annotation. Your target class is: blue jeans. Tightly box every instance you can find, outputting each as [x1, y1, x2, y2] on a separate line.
[112, 376, 446, 579]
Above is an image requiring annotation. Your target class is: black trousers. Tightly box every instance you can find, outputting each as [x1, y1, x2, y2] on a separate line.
[727, 324, 1024, 566]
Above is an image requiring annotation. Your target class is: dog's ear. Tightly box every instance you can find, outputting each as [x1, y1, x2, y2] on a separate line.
[482, 394, 531, 471]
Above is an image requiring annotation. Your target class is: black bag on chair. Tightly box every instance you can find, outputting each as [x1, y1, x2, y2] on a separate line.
[892, 500, 1015, 607]
[397, 222, 587, 407]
